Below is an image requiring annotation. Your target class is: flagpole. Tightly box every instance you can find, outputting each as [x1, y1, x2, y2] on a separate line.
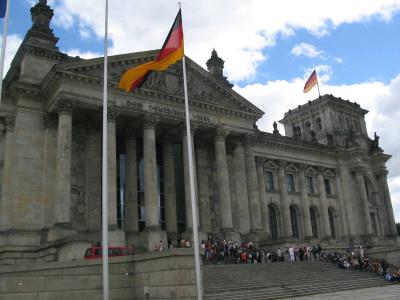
[0, 0, 11, 106]
[315, 68, 321, 97]
[179, 3, 203, 299]
[102, 0, 109, 299]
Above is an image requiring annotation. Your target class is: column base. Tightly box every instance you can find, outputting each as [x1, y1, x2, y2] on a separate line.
[108, 229, 126, 246]
[143, 228, 167, 252]
[47, 224, 75, 242]
[219, 229, 241, 243]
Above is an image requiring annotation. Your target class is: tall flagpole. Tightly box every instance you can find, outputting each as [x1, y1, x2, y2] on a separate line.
[179, 3, 203, 299]
[102, 0, 109, 299]
[315, 68, 321, 97]
[0, 0, 11, 106]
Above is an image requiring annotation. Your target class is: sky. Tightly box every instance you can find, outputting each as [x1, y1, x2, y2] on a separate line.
[2, 0, 400, 223]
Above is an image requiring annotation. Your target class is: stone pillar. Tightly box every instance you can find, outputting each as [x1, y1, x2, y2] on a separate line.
[233, 141, 251, 234]
[0, 116, 15, 231]
[277, 160, 292, 238]
[317, 168, 331, 239]
[143, 115, 166, 250]
[197, 144, 212, 233]
[256, 157, 270, 237]
[377, 168, 397, 236]
[107, 107, 118, 230]
[143, 115, 160, 230]
[297, 164, 313, 240]
[353, 167, 373, 236]
[86, 121, 102, 231]
[333, 168, 348, 239]
[337, 164, 355, 237]
[163, 136, 177, 233]
[54, 100, 72, 226]
[125, 127, 138, 233]
[215, 127, 233, 231]
[182, 126, 198, 231]
[244, 137, 263, 233]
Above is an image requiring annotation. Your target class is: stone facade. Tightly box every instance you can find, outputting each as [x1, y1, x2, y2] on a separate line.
[0, 1, 398, 264]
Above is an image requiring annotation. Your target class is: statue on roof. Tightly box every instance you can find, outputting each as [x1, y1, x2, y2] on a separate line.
[370, 132, 382, 153]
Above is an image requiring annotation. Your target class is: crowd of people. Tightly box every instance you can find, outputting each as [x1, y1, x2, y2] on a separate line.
[154, 235, 400, 283]
[201, 236, 325, 265]
[322, 250, 400, 283]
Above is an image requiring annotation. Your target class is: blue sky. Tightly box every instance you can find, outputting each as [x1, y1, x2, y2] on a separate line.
[2, 0, 400, 223]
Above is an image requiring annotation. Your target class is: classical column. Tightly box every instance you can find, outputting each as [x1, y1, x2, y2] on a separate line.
[0, 116, 15, 231]
[337, 163, 355, 236]
[182, 126, 198, 231]
[197, 144, 212, 233]
[353, 167, 373, 235]
[163, 136, 177, 233]
[233, 141, 251, 234]
[54, 100, 72, 226]
[86, 121, 102, 231]
[256, 157, 270, 236]
[277, 160, 292, 238]
[215, 127, 233, 231]
[297, 164, 313, 240]
[107, 107, 118, 229]
[244, 136, 263, 232]
[125, 127, 138, 233]
[377, 168, 397, 236]
[317, 168, 331, 239]
[143, 114, 160, 230]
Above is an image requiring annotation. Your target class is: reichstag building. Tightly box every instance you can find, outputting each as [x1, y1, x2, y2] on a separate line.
[0, 1, 397, 264]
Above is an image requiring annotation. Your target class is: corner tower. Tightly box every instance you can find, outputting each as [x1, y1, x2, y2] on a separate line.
[279, 94, 370, 149]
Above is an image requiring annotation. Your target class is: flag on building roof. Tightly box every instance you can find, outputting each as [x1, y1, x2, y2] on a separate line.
[303, 70, 318, 93]
[119, 10, 184, 92]
[0, 0, 7, 18]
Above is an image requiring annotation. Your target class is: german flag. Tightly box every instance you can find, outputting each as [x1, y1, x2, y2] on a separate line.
[303, 70, 318, 93]
[119, 10, 184, 92]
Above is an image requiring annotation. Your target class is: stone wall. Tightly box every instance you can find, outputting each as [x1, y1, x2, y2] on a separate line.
[0, 248, 199, 300]
[366, 245, 400, 267]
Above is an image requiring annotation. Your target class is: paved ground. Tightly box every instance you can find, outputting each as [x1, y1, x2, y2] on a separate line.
[288, 284, 400, 300]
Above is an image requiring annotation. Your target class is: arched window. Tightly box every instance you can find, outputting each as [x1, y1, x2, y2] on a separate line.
[269, 205, 279, 240]
[290, 206, 300, 239]
[310, 207, 319, 239]
[328, 208, 336, 239]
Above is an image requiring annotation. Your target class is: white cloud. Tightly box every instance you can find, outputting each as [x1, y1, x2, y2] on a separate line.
[0, 34, 23, 78]
[291, 43, 324, 58]
[66, 49, 101, 59]
[333, 57, 343, 64]
[47, 0, 400, 82]
[235, 73, 400, 222]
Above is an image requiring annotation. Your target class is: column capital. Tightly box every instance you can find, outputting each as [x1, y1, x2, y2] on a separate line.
[243, 133, 257, 146]
[352, 165, 367, 176]
[316, 166, 326, 174]
[215, 126, 229, 142]
[375, 167, 389, 177]
[255, 156, 266, 166]
[43, 113, 58, 129]
[277, 159, 287, 169]
[143, 113, 159, 129]
[297, 163, 308, 172]
[56, 99, 73, 115]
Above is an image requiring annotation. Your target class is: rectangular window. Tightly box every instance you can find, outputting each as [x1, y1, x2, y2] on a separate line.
[286, 174, 295, 192]
[306, 176, 314, 194]
[324, 178, 331, 195]
[265, 170, 275, 191]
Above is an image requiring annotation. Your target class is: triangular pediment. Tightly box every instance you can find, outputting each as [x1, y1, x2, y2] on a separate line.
[55, 50, 264, 118]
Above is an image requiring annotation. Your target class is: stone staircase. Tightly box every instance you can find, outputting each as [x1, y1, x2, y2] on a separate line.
[203, 261, 392, 299]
